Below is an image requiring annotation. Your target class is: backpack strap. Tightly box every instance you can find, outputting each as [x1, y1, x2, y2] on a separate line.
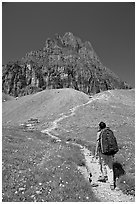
[97, 130, 102, 141]
[99, 128, 105, 138]
[98, 127, 109, 141]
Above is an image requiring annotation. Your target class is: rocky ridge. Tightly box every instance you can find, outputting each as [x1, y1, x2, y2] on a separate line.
[2, 32, 131, 97]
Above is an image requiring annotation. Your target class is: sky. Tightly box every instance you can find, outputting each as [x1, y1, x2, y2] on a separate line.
[2, 2, 135, 87]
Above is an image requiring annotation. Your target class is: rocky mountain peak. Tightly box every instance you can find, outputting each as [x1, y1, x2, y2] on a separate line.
[2, 32, 132, 97]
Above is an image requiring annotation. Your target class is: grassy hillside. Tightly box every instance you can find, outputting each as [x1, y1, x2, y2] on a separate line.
[2, 88, 89, 128]
[2, 127, 98, 202]
[2, 88, 135, 201]
[56, 89, 135, 195]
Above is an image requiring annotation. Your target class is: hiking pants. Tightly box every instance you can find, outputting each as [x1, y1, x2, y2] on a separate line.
[99, 153, 114, 185]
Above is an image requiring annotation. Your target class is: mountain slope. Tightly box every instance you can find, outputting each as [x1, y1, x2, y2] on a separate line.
[2, 32, 131, 97]
[2, 88, 89, 127]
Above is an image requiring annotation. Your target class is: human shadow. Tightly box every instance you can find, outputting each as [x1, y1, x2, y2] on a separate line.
[113, 162, 125, 181]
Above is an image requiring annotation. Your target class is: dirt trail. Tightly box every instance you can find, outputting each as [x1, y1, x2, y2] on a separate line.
[78, 148, 134, 202]
[41, 93, 135, 202]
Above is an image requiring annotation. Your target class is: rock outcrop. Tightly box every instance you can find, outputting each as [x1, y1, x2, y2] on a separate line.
[2, 32, 131, 97]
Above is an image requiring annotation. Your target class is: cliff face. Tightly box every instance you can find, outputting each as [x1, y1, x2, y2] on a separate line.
[2, 32, 131, 97]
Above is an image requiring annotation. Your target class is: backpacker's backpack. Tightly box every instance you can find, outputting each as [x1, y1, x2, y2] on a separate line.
[99, 127, 119, 155]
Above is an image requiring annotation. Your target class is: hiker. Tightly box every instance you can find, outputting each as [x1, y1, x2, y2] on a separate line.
[94, 122, 119, 190]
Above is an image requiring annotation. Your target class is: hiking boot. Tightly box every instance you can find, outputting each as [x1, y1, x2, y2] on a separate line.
[110, 184, 115, 190]
[97, 176, 107, 182]
[115, 186, 120, 191]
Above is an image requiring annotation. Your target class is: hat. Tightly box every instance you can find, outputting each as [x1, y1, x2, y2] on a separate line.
[99, 122, 106, 129]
